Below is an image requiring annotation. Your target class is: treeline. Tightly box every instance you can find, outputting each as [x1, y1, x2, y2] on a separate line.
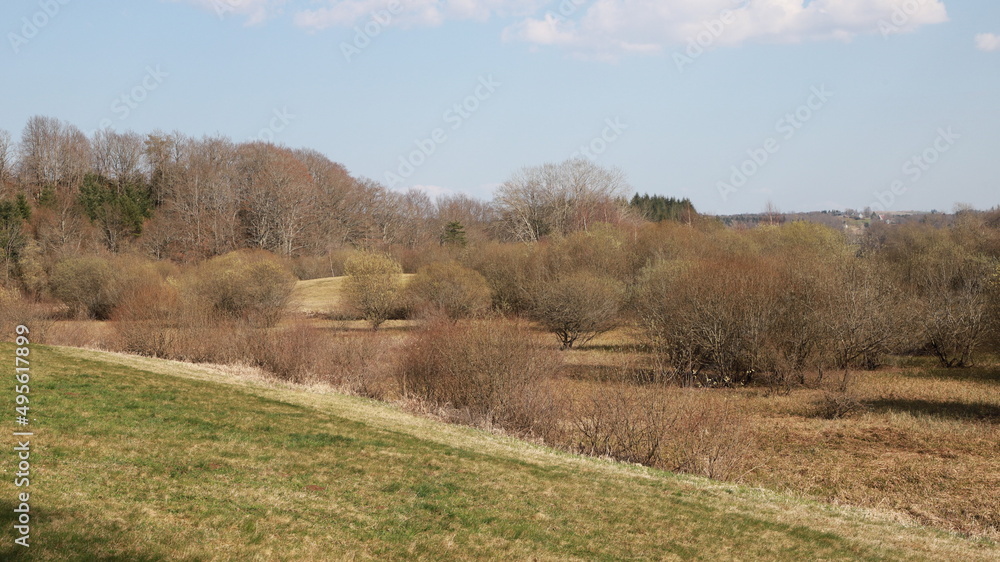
[0, 116, 688, 289]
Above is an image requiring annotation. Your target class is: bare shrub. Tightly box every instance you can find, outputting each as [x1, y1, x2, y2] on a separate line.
[313, 331, 397, 399]
[570, 375, 755, 480]
[0, 288, 53, 343]
[398, 319, 562, 436]
[814, 391, 868, 420]
[636, 257, 781, 386]
[574, 381, 672, 466]
[186, 249, 295, 326]
[111, 258, 183, 357]
[343, 251, 403, 330]
[530, 270, 624, 349]
[462, 242, 535, 314]
[291, 249, 354, 280]
[217, 319, 399, 398]
[661, 393, 755, 481]
[244, 321, 322, 383]
[405, 260, 492, 321]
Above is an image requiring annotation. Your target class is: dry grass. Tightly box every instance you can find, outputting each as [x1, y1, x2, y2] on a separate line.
[559, 332, 1000, 539]
[291, 274, 414, 317]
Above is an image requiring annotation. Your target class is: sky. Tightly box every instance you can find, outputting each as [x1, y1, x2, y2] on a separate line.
[1, 0, 998, 214]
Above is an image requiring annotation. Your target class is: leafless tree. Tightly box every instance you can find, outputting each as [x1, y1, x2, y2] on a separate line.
[233, 143, 322, 256]
[496, 159, 630, 242]
[0, 129, 13, 190]
[18, 116, 90, 199]
[92, 129, 146, 186]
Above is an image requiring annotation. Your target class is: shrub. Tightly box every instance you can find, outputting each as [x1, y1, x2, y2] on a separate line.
[571, 375, 755, 479]
[186, 250, 295, 326]
[0, 287, 51, 343]
[814, 391, 868, 419]
[405, 261, 491, 320]
[50, 256, 122, 319]
[398, 319, 562, 436]
[530, 271, 624, 349]
[462, 242, 535, 314]
[343, 251, 403, 330]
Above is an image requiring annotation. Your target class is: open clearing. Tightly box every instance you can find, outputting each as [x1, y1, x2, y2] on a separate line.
[291, 275, 414, 317]
[1, 343, 997, 560]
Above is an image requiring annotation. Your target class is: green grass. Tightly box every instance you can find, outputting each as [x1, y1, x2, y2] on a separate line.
[1, 344, 997, 560]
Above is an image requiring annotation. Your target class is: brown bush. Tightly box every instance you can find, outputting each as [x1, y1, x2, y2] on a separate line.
[49, 256, 123, 320]
[405, 260, 492, 321]
[530, 270, 624, 349]
[343, 251, 403, 329]
[571, 377, 755, 480]
[0, 287, 52, 343]
[462, 242, 535, 314]
[814, 391, 868, 420]
[574, 381, 672, 466]
[312, 331, 397, 399]
[243, 321, 322, 383]
[185, 249, 295, 326]
[291, 249, 355, 280]
[398, 319, 562, 436]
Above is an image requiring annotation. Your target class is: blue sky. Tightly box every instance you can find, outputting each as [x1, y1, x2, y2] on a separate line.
[2, 0, 997, 214]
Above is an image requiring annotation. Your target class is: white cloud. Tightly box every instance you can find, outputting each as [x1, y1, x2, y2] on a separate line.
[170, 0, 950, 57]
[504, 0, 949, 57]
[168, 0, 286, 25]
[293, 0, 547, 31]
[976, 33, 1000, 52]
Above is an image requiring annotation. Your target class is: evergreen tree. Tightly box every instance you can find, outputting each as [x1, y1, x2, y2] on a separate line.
[441, 221, 468, 246]
[629, 193, 697, 223]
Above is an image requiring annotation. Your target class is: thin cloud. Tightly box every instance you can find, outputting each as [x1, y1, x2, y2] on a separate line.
[167, 0, 287, 25]
[504, 0, 949, 57]
[976, 33, 1000, 52]
[169, 0, 950, 57]
[293, 0, 547, 31]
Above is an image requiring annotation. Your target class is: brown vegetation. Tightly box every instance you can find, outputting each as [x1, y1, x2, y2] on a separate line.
[3, 115, 1000, 542]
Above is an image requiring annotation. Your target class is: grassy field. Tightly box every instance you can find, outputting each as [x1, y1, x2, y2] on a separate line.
[563, 331, 1000, 539]
[291, 275, 415, 317]
[1, 343, 997, 560]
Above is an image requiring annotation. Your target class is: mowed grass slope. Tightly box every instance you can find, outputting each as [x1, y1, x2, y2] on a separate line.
[1, 344, 997, 561]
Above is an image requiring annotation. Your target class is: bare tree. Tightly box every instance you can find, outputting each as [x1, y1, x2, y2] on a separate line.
[234, 143, 322, 256]
[496, 159, 630, 242]
[18, 116, 90, 199]
[144, 130, 188, 207]
[0, 129, 13, 190]
[92, 129, 147, 186]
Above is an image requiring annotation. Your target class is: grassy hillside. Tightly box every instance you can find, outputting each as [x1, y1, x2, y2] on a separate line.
[1, 343, 996, 560]
[291, 275, 414, 316]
